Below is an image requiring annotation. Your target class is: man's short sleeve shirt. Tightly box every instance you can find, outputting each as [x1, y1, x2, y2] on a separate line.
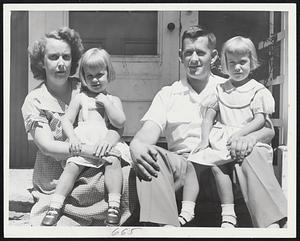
[141, 74, 226, 152]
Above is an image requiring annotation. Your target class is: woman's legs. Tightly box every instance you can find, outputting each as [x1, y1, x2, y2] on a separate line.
[179, 162, 199, 225]
[212, 165, 237, 227]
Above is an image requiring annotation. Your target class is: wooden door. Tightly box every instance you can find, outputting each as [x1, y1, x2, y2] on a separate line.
[69, 11, 181, 139]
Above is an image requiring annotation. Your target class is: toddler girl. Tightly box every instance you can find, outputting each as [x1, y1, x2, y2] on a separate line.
[180, 36, 275, 227]
[42, 48, 130, 226]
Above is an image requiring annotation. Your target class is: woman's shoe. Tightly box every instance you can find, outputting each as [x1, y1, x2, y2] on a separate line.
[106, 206, 120, 226]
[41, 207, 62, 226]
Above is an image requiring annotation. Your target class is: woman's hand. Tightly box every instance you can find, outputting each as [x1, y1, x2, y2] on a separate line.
[130, 139, 160, 181]
[69, 136, 82, 156]
[93, 140, 113, 158]
[227, 135, 257, 162]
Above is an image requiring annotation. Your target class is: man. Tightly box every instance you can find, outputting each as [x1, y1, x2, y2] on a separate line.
[130, 25, 286, 227]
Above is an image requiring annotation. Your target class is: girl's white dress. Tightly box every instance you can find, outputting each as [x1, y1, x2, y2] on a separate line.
[188, 79, 275, 166]
[66, 94, 131, 168]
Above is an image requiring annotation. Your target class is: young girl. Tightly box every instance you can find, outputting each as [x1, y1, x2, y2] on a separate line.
[41, 48, 130, 226]
[180, 36, 276, 227]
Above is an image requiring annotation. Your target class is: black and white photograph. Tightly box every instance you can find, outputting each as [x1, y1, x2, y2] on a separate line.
[4, 3, 296, 238]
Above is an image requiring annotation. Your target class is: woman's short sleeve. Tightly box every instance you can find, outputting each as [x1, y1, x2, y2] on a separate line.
[207, 92, 219, 112]
[251, 88, 275, 115]
[21, 95, 48, 133]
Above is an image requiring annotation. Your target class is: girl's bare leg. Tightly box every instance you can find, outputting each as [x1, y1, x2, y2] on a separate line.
[179, 162, 199, 226]
[104, 156, 123, 225]
[212, 165, 237, 228]
[42, 162, 84, 226]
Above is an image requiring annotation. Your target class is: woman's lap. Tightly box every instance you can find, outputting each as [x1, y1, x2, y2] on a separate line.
[30, 165, 138, 226]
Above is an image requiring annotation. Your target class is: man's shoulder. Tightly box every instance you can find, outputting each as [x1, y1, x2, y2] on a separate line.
[159, 79, 185, 95]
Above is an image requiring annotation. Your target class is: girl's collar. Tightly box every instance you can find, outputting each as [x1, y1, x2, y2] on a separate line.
[221, 79, 258, 93]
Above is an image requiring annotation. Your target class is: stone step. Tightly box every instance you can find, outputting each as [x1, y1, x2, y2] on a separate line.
[9, 169, 34, 213]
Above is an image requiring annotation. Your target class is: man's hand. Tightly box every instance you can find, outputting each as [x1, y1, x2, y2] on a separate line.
[130, 139, 160, 181]
[227, 135, 257, 162]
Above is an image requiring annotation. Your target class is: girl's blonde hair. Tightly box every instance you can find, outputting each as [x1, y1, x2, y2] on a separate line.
[221, 36, 259, 75]
[79, 48, 116, 88]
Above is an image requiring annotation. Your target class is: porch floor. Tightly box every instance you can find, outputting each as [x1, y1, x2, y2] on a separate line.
[8, 169, 252, 227]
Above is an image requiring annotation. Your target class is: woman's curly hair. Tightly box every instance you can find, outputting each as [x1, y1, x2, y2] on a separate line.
[28, 27, 84, 81]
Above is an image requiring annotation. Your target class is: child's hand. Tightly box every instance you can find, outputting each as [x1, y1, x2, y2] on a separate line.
[95, 93, 109, 107]
[192, 140, 209, 154]
[93, 140, 113, 158]
[227, 131, 243, 146]
[69, 136, 82, 156]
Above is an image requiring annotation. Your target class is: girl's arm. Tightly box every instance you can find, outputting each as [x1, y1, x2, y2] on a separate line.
[228, 113, 265, 143]
[61, 94, 82, 140]
[192, 108, 216, 153]
[96, 94, 126, 129]
[228, 115, 275, 161]
[201, 108, 217, 144]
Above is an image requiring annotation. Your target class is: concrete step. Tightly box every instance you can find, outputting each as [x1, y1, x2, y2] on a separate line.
[9, 169, 34, 213]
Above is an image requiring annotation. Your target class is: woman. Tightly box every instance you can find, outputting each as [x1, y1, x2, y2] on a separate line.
[21, 27, 137, 226]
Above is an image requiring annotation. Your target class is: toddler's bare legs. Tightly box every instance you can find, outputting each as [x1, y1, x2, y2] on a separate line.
[55, 162, 84, 196]
[104, 156, 123, 206]
[42, 162, 84, 226]
[104, 156, 123, 225]
[179, 162, 200, 226]
[212, 165, 237, 228]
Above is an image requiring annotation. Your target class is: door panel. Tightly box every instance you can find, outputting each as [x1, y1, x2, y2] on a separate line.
[69, 11, 158, 55]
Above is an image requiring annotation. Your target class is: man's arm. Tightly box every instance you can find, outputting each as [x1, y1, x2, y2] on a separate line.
[228, 116, 275, 160]
[130, 120, 162, 181]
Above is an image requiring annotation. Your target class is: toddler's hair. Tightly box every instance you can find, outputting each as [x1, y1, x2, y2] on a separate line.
[79, 48, 116, 88]
[221, 36, 259, 75]
[28, 27, 84, 81]
[181, 25, 216, 51]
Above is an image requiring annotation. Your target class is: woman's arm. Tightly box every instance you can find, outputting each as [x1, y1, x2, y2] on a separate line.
[96, 94, 126, 129]
[30, 122, 99, 161]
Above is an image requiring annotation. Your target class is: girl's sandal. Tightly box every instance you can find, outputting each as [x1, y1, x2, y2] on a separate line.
[178, 215, 194, 227]
[106, 206, 121, 226]
[41, 207, 62, 226]
[221, 220, 237, 228]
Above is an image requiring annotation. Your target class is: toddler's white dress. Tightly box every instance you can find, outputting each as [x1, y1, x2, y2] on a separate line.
[188, 79, 275, 166]
[66, 94, 131, 168]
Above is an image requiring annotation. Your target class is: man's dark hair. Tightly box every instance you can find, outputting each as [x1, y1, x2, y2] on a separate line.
[181, 25, 216, 50]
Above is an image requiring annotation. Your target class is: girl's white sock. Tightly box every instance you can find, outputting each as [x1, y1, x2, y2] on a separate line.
[221, 204, 237, 228]
[50, 194, 66, 209]
[108, 193, 121, 208]
[178, 201, 195, 225]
